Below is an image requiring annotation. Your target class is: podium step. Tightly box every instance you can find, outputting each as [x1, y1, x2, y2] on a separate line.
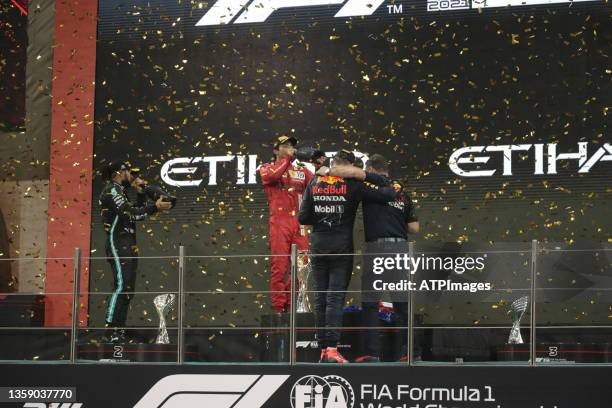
[77, 343, 199, 362]
[495, 343, 611, 363]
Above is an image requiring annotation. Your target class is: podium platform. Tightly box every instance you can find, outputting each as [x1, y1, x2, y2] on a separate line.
[496, 343, 611, 363]
[78, 343, 199, 362]
[259, 310, 414, 362]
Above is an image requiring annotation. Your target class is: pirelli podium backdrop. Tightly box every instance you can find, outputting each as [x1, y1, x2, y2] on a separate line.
[89, 0, 611, 342]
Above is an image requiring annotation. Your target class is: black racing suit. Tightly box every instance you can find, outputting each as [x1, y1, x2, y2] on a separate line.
[99, 181, 158, 327]
[298, 173, 397, 349]
[361, 177, 418, 359]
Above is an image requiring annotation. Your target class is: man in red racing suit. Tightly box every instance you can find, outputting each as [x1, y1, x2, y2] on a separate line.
[259, 135, 314, 313]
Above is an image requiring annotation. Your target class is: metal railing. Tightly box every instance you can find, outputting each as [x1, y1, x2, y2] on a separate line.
[0, 241, 610, 364]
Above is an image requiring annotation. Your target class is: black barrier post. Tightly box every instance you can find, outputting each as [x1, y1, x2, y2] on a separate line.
[290, 244, 298, 365]
[407, 241, 415, 366]
[178, 245, 185, 364]
[530, 239, 538, 366]
[70, 247, 81, 364]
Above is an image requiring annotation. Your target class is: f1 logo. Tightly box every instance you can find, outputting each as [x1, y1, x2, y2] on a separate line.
[196, 0, 387, 26]
[134, 374, 289, 408]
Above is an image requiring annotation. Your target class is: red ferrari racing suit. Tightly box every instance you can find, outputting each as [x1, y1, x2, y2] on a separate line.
[259, 156, 314, 312]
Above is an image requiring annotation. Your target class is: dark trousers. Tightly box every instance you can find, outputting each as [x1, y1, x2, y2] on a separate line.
[105, 236, 138, 327]
[362, 301, 408, 357]
[311, 254, 353, 349]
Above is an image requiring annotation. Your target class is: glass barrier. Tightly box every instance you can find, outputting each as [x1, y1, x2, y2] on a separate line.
[0, 257, 74, 362]
[0, 242, 609, 365]
[297, 243, 533, 365]
[184, 254, 290, 364]
[535, 243, 612, 365]
[412, 242, 533, 365]
[77, 255, 180, 363]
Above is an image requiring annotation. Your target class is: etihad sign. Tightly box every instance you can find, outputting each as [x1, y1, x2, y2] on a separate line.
[448, 142, 612, 177]
[160, 151, 368, 187]
[159, 142, 611, 187]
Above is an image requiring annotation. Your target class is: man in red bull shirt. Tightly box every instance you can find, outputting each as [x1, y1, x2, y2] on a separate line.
[299, 150, 398, 363]
[259, 135, 314, 313]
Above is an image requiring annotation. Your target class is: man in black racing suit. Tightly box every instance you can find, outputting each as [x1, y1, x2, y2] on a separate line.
[99, 162, 172, 342]
[299, 150, 398, 363]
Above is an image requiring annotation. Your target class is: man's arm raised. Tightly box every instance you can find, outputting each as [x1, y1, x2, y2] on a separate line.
[318, 165, 387, 186]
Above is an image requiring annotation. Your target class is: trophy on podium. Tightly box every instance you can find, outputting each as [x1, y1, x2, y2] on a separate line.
[507, 296, 529, 344]
[154, 294, 176, 344]
[296, 256, 312, 313]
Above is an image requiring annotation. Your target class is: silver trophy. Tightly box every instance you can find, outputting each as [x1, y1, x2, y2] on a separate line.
[507, 296, 529, 344]
[296, 256, 312, 313]
[154, 294, 176, 344]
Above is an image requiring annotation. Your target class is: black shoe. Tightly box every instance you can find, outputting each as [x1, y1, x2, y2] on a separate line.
[109, 329, 126, 344]
[101, 328, 115, 343]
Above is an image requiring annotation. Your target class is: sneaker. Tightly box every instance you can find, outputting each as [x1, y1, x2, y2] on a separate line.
[324, 347, 349, 363]
[109, 329, 126, 344]
[318, 349, 327, 363]
[101, 328, 115, 343]
[354, 355, 380, 363]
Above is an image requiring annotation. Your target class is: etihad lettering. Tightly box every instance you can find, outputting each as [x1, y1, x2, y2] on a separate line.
[448, 142, 612, 177]
[161, 150, 366, 187]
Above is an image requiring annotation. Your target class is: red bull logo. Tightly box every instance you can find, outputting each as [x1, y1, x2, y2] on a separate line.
[313, 181, 347, 195]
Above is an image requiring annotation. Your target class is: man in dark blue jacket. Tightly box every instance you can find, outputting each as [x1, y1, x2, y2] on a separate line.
[357, 154, 419, 363]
